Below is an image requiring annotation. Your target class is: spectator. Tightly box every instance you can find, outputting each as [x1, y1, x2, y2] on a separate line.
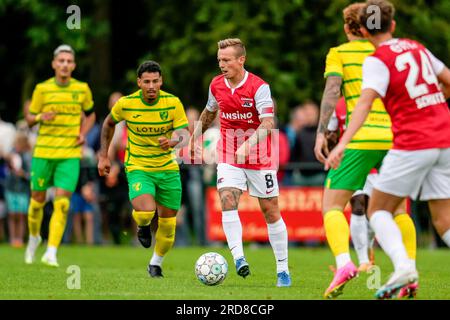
[283, 105, 305, 149]
[4, 132, 31, 247]
[290, 101, 326, 186]
[0, 116, 16, 242]
[64, 146, 98, 245]
[178, 107, 206, 245]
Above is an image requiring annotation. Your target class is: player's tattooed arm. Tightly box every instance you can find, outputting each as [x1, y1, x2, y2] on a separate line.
[314, 76, 342, 163]
[196, 108, 219, 135]
[97, 114, 116, 176]
[189, 108, 218, 160]
[318, 76, 342, 134]
[219, 187, 243, 211]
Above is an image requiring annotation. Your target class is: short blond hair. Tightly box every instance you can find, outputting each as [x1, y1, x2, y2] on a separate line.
[343, 3, 365, 37]
[217, 38, 246, 57]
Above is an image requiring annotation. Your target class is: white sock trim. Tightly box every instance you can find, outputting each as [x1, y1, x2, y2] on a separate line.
[222, 210, 240, 223]
[267, 218, 286, 234]
[336, 253, 351, 269]
[150, 253, 164, 266]
[46, 246, 57, 257]
[442, 229, 450, 247]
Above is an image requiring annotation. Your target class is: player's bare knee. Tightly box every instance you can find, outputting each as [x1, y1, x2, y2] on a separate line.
[219, 188, 241, 211]
[220, 193, 238, 211]
[350, 194, 367, 216]
[259, 197, 280, 223]
[31, 191, 46, 203]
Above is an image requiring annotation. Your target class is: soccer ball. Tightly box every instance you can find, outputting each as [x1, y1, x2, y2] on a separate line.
[194, 252, 228, 286]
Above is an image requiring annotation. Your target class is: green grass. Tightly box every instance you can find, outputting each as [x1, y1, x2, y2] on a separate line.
[0, 245, 449, 300]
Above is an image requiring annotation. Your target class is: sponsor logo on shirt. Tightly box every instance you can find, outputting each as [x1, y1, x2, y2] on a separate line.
[221, 111, 253, 120]
[135, 126, 170, 133]
[241, 98, 253, 108]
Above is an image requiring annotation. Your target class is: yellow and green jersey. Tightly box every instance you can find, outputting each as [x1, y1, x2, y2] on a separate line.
[29, 77, 94, 159]
[324, 40, 392, 150]
[110, 90, 188, 172]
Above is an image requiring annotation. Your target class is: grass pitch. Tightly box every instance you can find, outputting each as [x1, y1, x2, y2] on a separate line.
[0, 245, 449, 300]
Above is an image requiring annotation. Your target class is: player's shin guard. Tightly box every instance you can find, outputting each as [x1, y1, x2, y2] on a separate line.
[155, 216, 176, 257]
[28, 198, 45, 236]
[48, 197, 70, 248]
[132, 210, 155, 226]
[350, 214, 370, 264]
[394, 213, 417, 262]
[267, 218, 289, 273]
[324, 210, 351, 268]
[370, 210, 411, 271]
[222, 210, 244, 261]
[441, 229, 450, 247]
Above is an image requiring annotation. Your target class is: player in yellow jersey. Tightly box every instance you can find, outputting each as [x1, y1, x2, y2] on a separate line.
[314, 3, 417, 298]
[98, 61, 188, 278]
[24, 44, 96, 267]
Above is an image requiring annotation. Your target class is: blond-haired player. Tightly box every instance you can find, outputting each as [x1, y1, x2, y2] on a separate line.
[25, 44, 95, 267]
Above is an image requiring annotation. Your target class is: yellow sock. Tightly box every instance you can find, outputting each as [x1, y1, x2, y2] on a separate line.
[155, 216, 177, 257]
[394, 213, 417, 260]
[132, 210, 155, 226]
[48, 197, 70, 248]
[28, 198, 45, 236]
[324, 210, 350, 257]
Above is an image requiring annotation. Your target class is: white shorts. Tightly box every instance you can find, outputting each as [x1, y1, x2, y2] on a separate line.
[353, 173, 377, 197]
[375, 148, 450, 201]
[216, 163, 279, 198]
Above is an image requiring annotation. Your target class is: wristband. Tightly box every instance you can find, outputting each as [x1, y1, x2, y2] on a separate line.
[35, 114, 42, 123]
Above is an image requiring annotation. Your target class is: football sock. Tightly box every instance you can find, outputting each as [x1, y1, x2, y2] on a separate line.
[28, 198, 45, 237]
[150, 252, 164, 267]
[267, 218, 289, 273]
[132, 210, 155, 226]
[370, 210, 411, 271]
[48, 197, 70, 248]
[154, 216, 176, 257]
[394, 213, 417, 268]
[324, 210, 351, 268]
[350, 214, 370, 264]
[222, 210, 244, 261]
[442, 229, 450, 247]
[45, 246, 57, 259]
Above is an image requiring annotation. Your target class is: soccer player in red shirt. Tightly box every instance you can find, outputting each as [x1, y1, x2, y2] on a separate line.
[327, 0, 450, 298]
[189, 38, 291, 287]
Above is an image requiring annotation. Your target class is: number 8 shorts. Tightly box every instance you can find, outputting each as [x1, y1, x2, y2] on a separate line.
[216, 163, 279, 198]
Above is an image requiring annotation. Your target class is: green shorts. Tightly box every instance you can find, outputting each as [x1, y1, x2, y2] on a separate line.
[126, 170, 182, 210]
[325, 149, 387, 191]
[31, 158, 80, 192]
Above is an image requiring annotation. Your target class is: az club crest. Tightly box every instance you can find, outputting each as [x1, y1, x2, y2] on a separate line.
[72, 92, 79, 101]
[159, 111, 168, 120]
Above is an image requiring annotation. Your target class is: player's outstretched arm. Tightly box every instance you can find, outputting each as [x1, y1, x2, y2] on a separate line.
[98, 114, 117, 176]
[315, 76, 342, 164]
[325, 88, 376, 170]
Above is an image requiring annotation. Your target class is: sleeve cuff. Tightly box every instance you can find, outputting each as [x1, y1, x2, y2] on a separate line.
[110, 113, 120, 124]
[324, 72, 343, 78]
